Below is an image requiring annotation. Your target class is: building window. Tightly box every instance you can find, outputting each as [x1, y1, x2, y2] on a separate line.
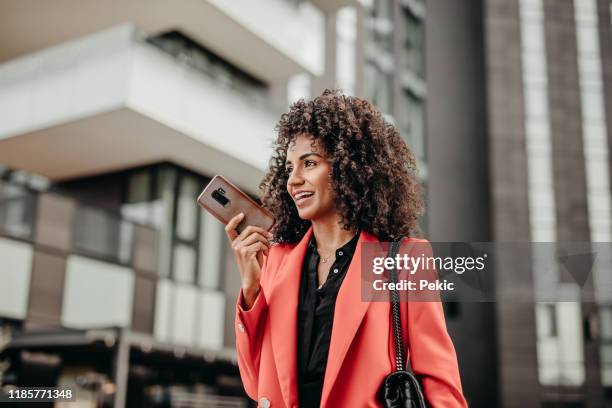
[366, 0, 394, 53]
[399, 6, 424, 76]
[73, 205, 134, 265]
[0, 181, 35, 240]
[125, 165, 224, 289]
[337, 6, 358, 95]
[364, 0, 395, 115]
[176, 176, 199, 242]
[199, 210, 224, 290]
[600, 305, 612, 385]
[147, 30, 269, 106]
[170, 173, 200, 285]
[535, 302, 585, 386]
[365, 63, 393, 115]
[123, 170, 155, 227]
[121, 168, 165, 229]
[544, 303, 558, 337]
[519, 0, 586, 386]
[399, 89, 425, 160]
[172, 243, 196, 284]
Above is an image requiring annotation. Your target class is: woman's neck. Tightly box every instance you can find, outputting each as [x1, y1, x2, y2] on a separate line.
[311, 215, 357, 253]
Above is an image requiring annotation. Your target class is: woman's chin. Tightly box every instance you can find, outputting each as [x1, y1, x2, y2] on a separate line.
[297, 211, 314, 221]
[296, 206, 317, 221]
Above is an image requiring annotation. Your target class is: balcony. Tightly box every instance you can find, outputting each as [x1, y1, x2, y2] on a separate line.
[0, 24, 279, 193]
[0, 0, 324, 81]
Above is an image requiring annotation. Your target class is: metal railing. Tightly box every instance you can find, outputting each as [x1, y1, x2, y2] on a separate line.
[146, 30, 272, 110]
[0, 179, 156, 267]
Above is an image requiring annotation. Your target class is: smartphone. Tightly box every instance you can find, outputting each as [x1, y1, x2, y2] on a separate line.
[196, 175, 276, 234]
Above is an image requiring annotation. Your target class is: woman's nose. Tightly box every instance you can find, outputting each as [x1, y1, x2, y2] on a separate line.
[287, 169, 304, 186]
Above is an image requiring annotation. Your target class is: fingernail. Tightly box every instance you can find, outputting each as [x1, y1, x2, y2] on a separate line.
[238, 213, 244, 218]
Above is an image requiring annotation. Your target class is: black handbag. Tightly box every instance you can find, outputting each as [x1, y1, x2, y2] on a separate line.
[379, 238, 428, 408]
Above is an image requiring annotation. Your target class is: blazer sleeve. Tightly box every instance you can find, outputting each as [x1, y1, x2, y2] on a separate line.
[402, 239, 469, 408]
[234, 250, 272, 400]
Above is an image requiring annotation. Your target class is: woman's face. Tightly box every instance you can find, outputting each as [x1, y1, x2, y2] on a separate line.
[285, 134, 336, 221]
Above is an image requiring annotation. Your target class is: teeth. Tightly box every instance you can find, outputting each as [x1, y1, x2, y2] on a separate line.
[295, 192, 313, 200]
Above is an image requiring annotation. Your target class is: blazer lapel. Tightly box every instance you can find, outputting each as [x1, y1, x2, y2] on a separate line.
[268, 226, 313, 407]
[269, 228, 379, 407]
[320, 230, 377, 407]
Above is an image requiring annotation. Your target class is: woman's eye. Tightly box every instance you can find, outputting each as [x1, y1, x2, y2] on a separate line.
[285, 160, 315, 173]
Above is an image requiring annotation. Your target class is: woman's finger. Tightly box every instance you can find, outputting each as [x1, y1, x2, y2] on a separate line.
[224, 213, 244, 241]
[236, 224, 273, 243]
[235, 234, 269, 257]
[244, 241, 268, 259]
[240, 231, 271, 248]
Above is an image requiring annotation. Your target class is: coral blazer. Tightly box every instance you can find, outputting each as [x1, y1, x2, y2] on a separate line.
[235, 226, 468, 407]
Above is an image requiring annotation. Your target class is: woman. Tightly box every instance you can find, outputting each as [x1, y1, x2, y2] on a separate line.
[225, 89, 467, 407]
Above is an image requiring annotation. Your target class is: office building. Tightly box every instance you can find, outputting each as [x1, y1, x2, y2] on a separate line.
[428, 0, 612, 406]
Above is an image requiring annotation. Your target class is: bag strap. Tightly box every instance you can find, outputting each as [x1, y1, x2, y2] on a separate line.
[387, 237, 414, 374]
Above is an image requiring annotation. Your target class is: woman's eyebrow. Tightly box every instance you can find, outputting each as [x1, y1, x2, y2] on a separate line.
[285, 152, 323, 166]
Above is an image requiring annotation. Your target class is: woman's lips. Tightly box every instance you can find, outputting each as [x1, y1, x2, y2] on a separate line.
[295, 192, 314, 207]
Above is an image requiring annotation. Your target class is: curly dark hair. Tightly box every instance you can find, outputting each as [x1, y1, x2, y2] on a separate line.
[259, 89, 424, 244]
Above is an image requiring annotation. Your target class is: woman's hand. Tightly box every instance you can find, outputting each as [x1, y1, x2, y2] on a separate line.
[225, 213, 273, 309]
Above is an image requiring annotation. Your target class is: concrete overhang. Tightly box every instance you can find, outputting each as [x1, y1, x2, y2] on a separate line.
[0, 0, 324, 83]
[311, 0, 361, 12]
[0, 24, 280, 194]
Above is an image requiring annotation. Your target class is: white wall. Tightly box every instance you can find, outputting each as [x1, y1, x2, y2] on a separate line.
[154, 278, 226, 350]
[0, 237, 33, 319]
[0, 24, 133, 141]
[62, 255, 134, 328]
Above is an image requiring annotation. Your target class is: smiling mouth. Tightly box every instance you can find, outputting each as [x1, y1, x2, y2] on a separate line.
[294, 192, 314, 204]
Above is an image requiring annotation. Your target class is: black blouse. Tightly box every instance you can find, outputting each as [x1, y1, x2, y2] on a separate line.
[297, 232, 360, 408]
